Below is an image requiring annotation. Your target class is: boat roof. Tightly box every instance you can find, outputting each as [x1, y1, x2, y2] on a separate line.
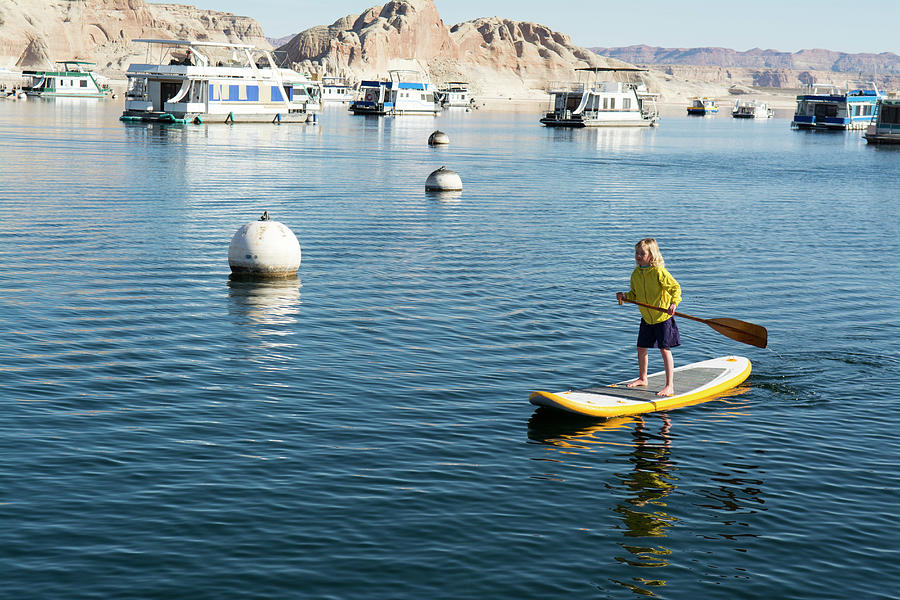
[132, 39, 256, 49]
[576, 67, 649, 72]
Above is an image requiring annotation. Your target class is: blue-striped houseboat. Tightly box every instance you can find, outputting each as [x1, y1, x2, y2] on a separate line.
[349, 70, 440, 116]
[791, 83, 882, 130]
[121, 39, 321, 124]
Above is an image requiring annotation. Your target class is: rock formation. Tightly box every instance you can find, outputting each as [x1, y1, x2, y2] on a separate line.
[593, 44, 900, 92]
[279, 0, 632, 96]
[0, 0, 270, 72]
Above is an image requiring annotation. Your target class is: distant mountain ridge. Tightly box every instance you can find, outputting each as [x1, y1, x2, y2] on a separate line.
[591, 45, 900, 74]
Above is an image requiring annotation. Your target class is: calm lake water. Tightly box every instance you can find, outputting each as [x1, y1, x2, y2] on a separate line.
[1, 98, 898, 599]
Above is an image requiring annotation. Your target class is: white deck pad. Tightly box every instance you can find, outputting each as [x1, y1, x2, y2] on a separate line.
[529, 356, 751, 418]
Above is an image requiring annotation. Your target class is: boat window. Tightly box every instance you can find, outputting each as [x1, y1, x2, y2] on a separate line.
[603, 98, 608, 110]
[610, 98, 616, 110]
[81, 80, 87, 87]
[623, 97, 631, 110]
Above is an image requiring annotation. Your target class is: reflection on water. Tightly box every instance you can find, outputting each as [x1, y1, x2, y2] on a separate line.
[226, 275, 301, 328]
[608, 415, 676, 595]
[529, 407, 765, 597]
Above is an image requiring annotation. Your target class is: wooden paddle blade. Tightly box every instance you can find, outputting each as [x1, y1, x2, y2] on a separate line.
[705, 318, 768, 348]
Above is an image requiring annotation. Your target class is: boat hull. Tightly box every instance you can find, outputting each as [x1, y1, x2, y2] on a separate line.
[540, 116, 656, 127]
[121, 110, 315, 124]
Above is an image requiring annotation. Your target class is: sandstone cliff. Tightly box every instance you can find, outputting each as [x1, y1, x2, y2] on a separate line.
[593, 45, 900, 92]
[279, 0, 632, 97]
[0, 0, 270, 72]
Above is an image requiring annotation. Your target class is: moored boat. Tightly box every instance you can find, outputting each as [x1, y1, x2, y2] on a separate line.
[732, 99, 773, 119]
[321, 76, 356, 104]
[791, 83, 882, 130]
[540, 67, 659, 128]
[864, 96, 900, 144]
[437, 82, 474, 108]
[687, 97, 719, 115]
[349, 69, 440, 116]
[120, 39, 321, 124]
[21, 61, 111, 98]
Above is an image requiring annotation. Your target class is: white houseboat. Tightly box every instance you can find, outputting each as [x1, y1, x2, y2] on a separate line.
[791, 83, 882, 130]
[349, 69, 440, 116]
[540, 67, 659, 128]
[21, 61, 111, 98]
[120, 39, 321, 124]
[437, 82, 474, 108]
[864, 97, 900, 144]
[321, 76, 356, 104]
[732, 99, 774, 119]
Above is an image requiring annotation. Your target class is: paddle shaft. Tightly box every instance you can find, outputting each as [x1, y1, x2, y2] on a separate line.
[617, 297, 768, 348]
[619, 298, 706, 324]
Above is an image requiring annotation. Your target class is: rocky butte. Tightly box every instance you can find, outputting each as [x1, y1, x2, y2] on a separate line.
[276, 0, 630, 97]
[0, 0, 270, 70]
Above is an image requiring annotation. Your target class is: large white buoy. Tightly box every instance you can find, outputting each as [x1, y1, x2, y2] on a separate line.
[428, 130, 450, 146]
[425, 166, 462, 191]
[228, 212, 301, 278]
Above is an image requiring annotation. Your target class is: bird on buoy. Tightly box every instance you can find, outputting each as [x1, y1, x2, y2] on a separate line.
[228, 211, 301, 278]
[425, 166, 462, 192]
[428, 130, 450, 146]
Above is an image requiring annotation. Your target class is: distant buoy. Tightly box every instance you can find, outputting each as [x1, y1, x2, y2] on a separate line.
[228, 211, 301, 278]
[428, 130, 450, 146]
[425, 166, 462, 192]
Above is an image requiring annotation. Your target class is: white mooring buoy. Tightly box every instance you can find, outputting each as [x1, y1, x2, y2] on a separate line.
[228, 211, 301, 278]
[425, 166, 462, 192]
[428, 130, 450, 146]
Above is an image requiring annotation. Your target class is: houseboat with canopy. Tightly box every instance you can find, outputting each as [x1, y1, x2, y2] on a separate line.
[540, 67, 659, 127]
[791, 83, 882, 130]
[864, 97, 900, 144]
[349, 70, 440, 116]
[437, 82, 474, 108]
[120, 39, 321, 124]
[321, 76, 356, 104]
[731, 99, 774, 119]
[21, 61, 111, 98]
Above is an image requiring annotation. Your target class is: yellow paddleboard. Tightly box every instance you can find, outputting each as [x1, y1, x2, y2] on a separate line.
[529, 356, 751, 418]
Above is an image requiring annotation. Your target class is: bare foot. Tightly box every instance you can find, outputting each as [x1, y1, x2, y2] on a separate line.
[656, 386, 674, 397]
[627, 379, 648, 388]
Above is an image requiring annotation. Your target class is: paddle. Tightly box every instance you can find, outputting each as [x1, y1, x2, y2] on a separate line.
[618, 298, 768, 348]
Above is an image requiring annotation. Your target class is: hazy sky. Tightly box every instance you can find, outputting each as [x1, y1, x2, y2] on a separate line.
[173, 1, 900, 54]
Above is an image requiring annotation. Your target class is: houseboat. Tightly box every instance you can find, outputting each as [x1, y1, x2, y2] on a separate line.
[864, 97, 900, 144]
[120, 39, 321, 124]
[791, 83, 881, 130]
[349, 70, 440, 116]
[732, 99, 774, 119]
[21, 61, 111, 98]
[687, 97, 719, 115]
[437, 82, 474, 108]
[321, 76, 356, 104]
[540, 67, 659, 128]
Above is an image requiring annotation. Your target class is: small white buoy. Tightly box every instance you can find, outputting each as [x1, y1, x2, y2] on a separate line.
[425, 166, 462, 192]
[228, 211, 301, 278]
[428, 130, 450, 146]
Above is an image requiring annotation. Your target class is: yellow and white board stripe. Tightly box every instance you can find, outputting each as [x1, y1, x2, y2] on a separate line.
[529, 356, 752, 418]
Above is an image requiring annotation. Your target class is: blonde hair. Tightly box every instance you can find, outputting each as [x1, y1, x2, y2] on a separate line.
[635, 238, 665, 267]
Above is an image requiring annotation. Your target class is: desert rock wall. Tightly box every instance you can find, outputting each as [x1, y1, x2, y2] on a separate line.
[0, 0, 269, 73]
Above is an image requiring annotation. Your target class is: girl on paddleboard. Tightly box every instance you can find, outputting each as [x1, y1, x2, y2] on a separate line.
[616, 238, 682, 396]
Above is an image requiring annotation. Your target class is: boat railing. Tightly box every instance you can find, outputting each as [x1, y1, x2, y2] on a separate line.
[547, 81, 585, 94]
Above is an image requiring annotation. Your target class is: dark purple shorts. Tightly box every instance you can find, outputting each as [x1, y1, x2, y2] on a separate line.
[637, 317, 681, 349]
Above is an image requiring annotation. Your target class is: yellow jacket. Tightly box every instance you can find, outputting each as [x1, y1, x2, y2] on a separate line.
[625, 265, 682, 324]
